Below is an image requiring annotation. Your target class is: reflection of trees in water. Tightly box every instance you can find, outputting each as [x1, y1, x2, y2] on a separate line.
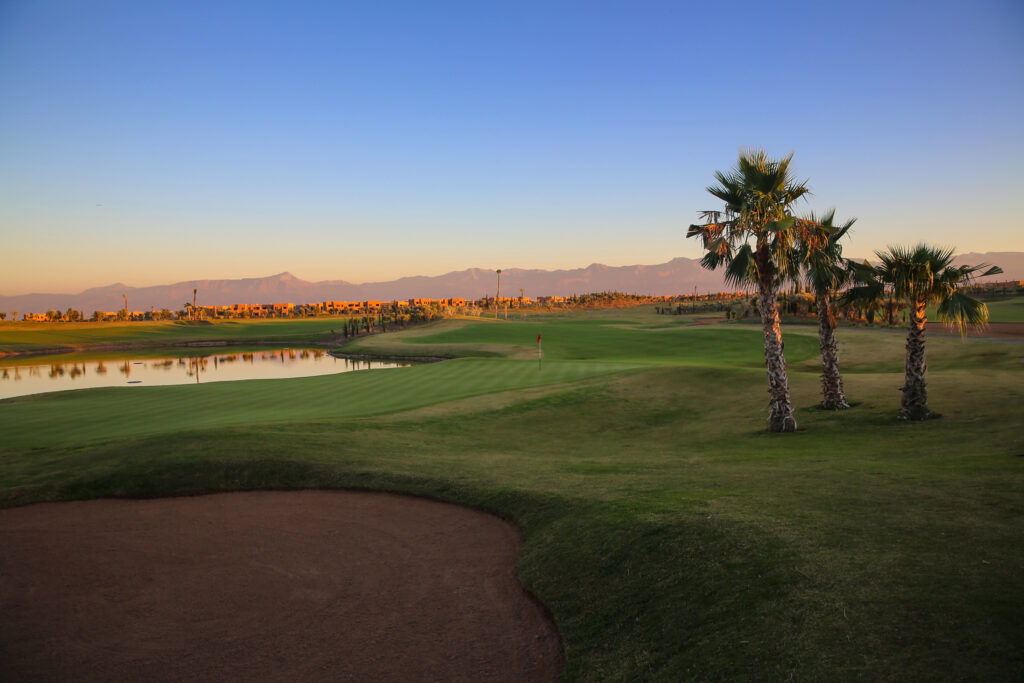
[185, 357, 208, 383]
[5, 348, 360, 397]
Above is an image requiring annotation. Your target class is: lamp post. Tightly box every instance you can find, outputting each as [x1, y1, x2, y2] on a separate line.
[495, 269, 502, 319]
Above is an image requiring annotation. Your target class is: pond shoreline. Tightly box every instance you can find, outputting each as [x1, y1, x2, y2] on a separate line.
[0, 339, 341, 360]
[329, 351, 449, 363]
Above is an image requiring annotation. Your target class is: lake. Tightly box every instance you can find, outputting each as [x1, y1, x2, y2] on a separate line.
[0, 348, 408, 399]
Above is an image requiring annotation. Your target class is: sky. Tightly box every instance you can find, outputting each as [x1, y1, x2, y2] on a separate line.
[1, 0, 1022, 294]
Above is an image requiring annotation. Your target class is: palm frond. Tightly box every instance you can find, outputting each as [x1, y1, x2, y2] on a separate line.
[840, 281, 884, 308]
[723, 243, 758, 287]
[937, 290, 990, 336]
[700, 243, 732, 271]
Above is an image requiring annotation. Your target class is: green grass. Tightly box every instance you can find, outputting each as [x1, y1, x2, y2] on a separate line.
[921, 294, 1024, 325]
[1, 309, 1022, 680]
[0, 318, 348, 354]
[984, 295, 1024, 323]
[0, 358, 639, 449]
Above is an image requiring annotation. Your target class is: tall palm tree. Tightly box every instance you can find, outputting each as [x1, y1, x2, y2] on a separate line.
[688, 150, 820, 432]
[848, 244, 1001, 420]
[799, 210, 856, 410]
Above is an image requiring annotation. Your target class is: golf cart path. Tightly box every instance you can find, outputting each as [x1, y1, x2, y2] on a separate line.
[0, 490, 562, 682]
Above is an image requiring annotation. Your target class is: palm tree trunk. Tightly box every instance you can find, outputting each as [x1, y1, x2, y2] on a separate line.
[899, 297, 930, 420]
[757, 261, 797, 432]
[816, 291, 850, 409]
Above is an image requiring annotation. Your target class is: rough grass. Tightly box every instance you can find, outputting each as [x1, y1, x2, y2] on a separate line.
[0, 318, 348, 354]
[1, 307, 1022, 680]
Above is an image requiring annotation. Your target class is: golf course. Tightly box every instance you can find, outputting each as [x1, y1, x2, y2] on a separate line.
[1, 306, 1022, 680]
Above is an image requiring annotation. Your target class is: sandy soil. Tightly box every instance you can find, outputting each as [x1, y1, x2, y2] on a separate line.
[0, 491, 562, 682]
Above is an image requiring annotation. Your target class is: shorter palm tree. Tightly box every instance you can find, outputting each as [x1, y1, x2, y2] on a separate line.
[847, 244, 1001, 420]
[799, 210, 856, 409]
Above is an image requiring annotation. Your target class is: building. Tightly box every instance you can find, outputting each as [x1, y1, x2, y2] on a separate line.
[270, 303, 295, 315]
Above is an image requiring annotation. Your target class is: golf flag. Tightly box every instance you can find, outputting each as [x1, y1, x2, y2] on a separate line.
[537, 334, 541, 343]
[537, 333, 542, 368]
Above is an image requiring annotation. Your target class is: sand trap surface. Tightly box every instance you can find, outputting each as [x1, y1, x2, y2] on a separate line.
[0, 491, 562, 682]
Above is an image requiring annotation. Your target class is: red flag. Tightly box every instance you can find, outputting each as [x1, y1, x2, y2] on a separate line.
[537, 334, 541, 343]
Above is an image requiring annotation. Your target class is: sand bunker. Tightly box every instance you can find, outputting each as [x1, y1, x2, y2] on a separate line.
[0, 491, 562, 681]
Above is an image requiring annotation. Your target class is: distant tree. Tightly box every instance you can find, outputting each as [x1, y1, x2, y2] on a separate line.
[847, 244, 1002, 420]
[0, 312, 6, 321]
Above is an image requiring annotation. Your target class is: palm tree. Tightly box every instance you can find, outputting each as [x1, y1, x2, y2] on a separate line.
[847, 244, 1001, 420]
[799, 210, 856, 410]
[688, 150, 819, 432]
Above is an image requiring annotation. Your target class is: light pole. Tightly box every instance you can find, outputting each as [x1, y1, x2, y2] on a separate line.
[495, 269, 502, 319]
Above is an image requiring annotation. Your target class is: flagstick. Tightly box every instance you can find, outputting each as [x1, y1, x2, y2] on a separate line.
[538, 338, 542, 370]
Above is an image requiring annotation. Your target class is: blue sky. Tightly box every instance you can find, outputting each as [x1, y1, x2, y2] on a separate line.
[1, 0, 1022, 293]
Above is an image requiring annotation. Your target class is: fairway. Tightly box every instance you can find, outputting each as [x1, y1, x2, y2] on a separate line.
[1, 308, 1022, 681]
[0, 358, 640, 449]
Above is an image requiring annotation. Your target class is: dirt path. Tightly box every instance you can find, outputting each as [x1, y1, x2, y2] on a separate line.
[0, 491, 562, 682]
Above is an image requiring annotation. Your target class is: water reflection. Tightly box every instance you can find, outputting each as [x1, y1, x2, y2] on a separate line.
[0, 349, 408, 399]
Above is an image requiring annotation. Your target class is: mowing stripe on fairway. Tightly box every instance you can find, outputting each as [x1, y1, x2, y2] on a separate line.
[0, 358, 641, 448]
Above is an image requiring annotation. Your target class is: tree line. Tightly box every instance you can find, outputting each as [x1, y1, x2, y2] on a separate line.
[687, 149, 1002, 430]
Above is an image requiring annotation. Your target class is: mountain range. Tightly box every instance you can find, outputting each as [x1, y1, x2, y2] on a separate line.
[1, 252, 1020, 315]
